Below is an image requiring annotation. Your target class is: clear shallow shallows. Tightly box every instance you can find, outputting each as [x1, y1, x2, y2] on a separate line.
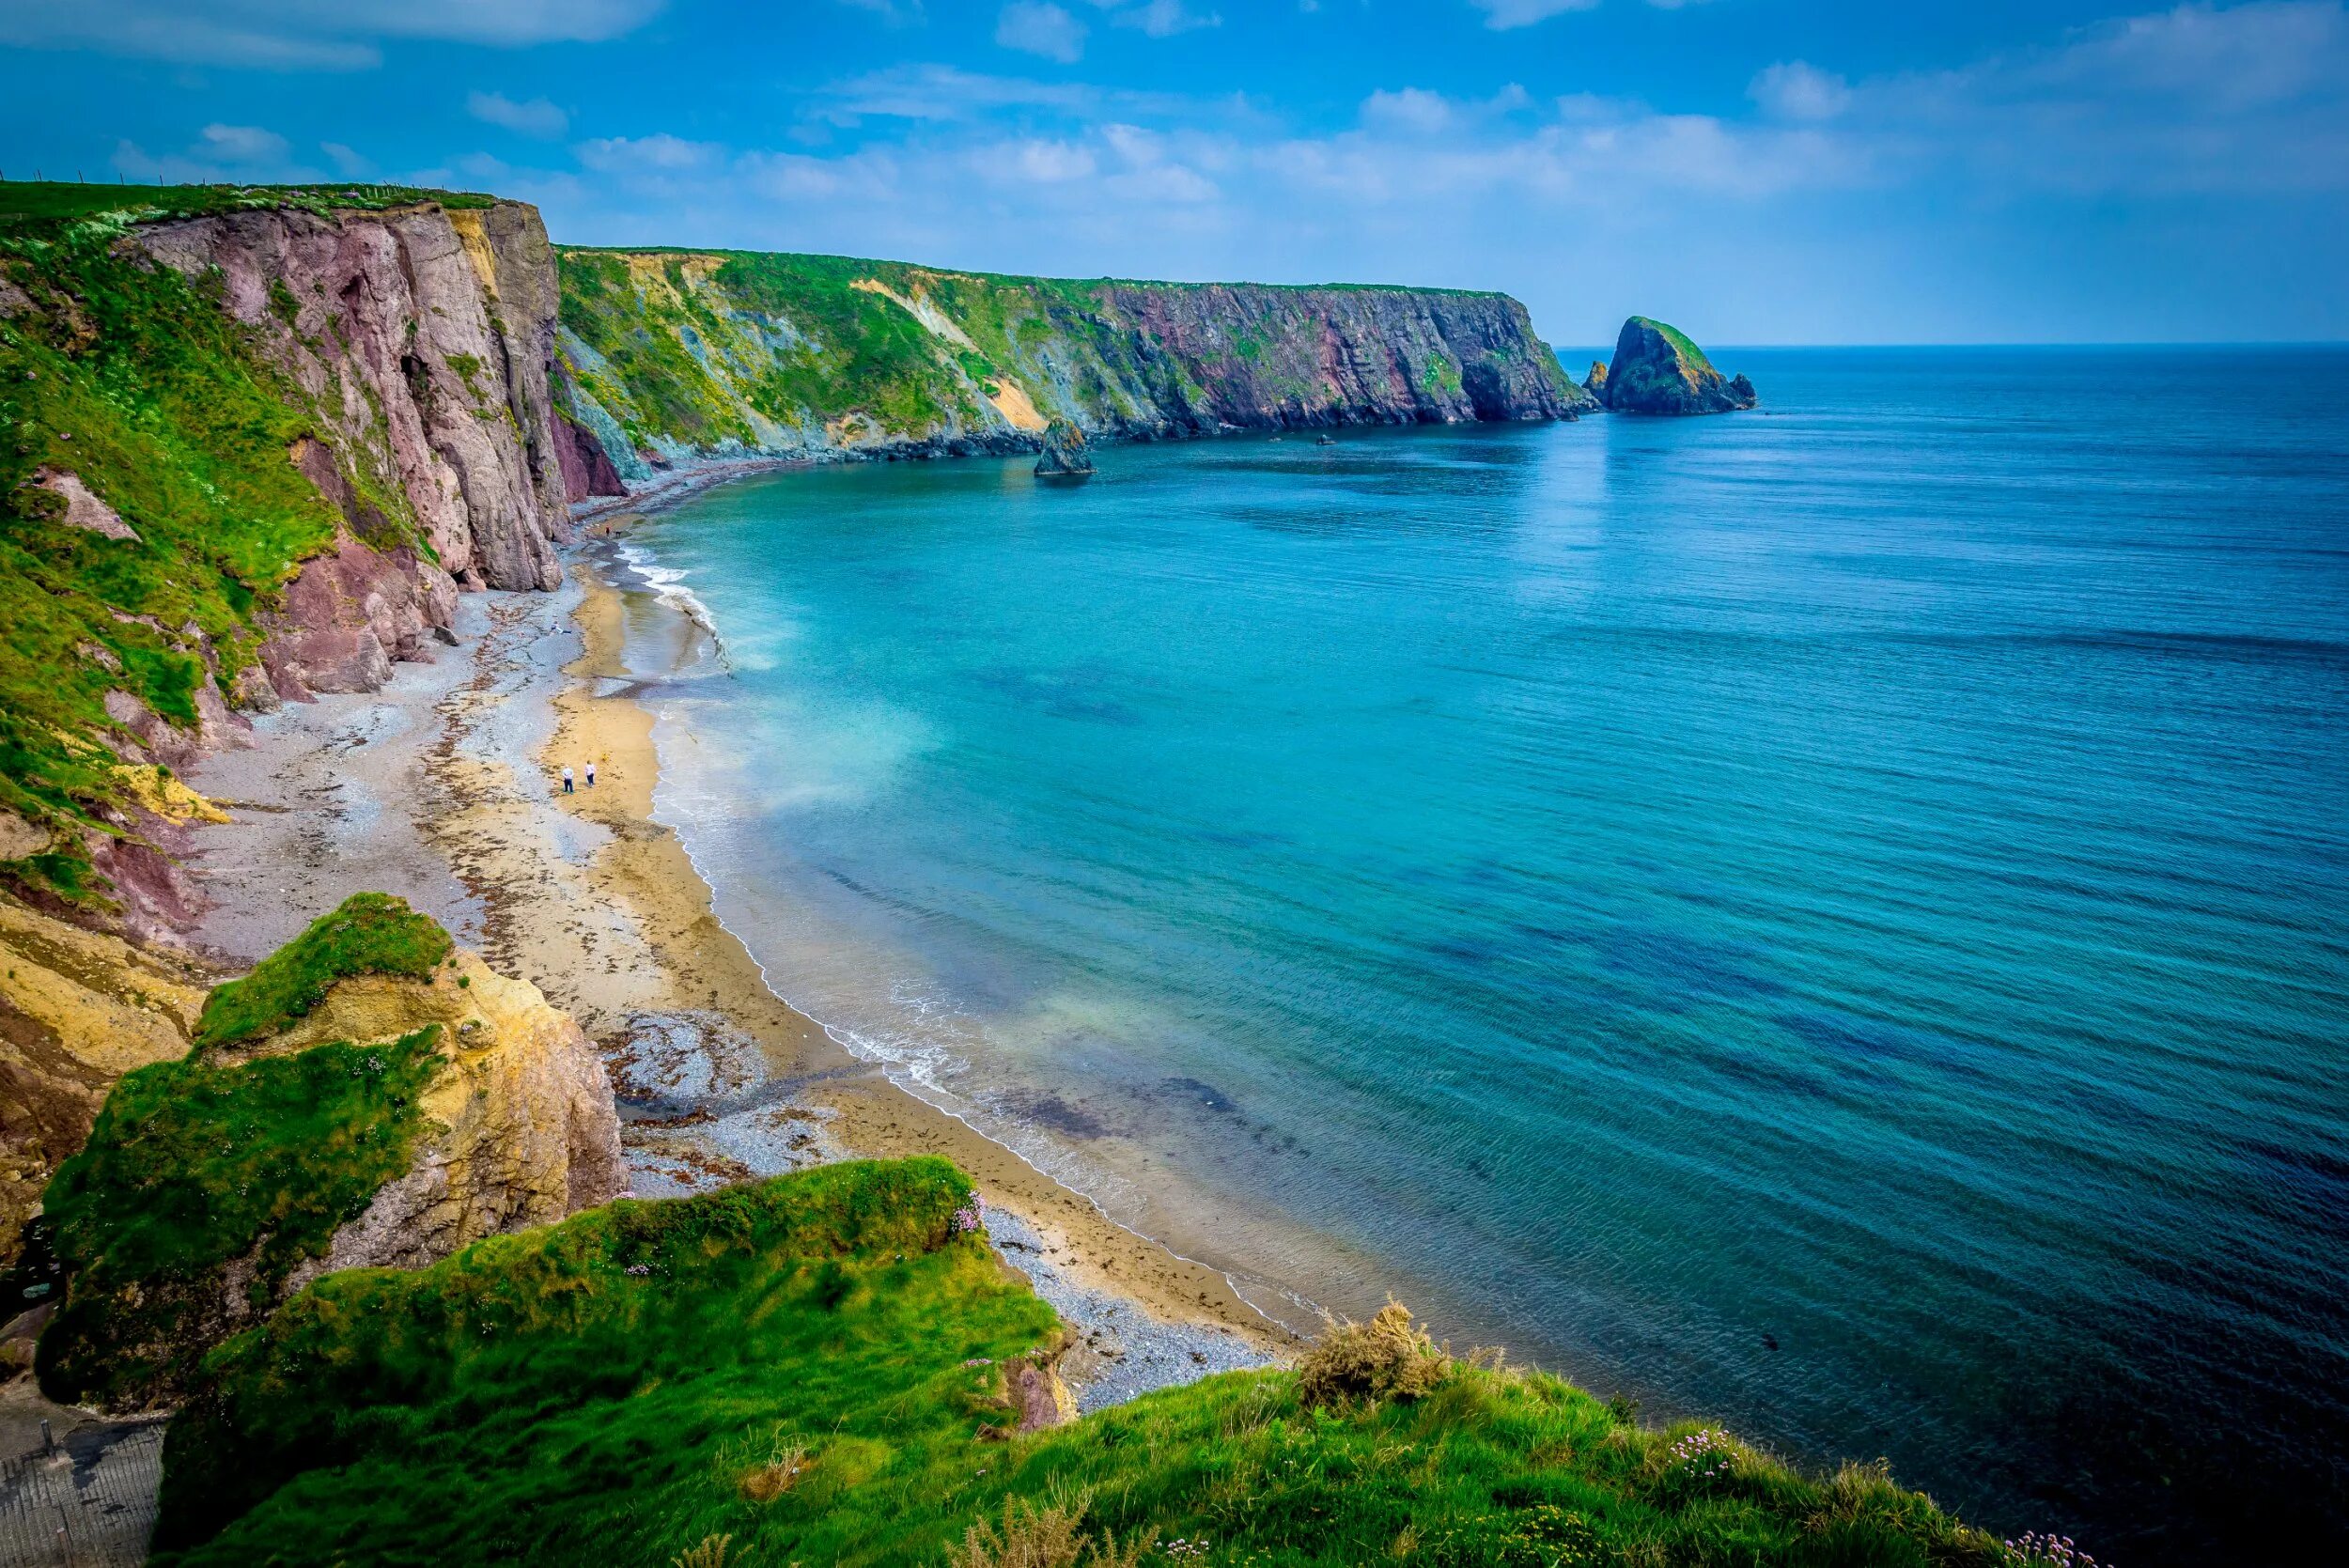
[614, 349, 2349, 1563]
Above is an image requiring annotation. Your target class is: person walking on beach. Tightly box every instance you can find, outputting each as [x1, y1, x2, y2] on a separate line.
[586, 760, 598, 789]
[561, 765, 574, 795]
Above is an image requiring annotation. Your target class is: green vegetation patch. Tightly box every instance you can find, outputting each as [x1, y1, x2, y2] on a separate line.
[35, 1022, 445, 1407]
[1626, 316, 1716, 376]
[155, 1158, 1037, 1561]
[0, 179, 496, 229]
[152, 1157, 2001, 1568]
[193, 892, 453, 1050]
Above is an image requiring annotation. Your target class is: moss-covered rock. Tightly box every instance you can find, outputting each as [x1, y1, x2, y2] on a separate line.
[1033, 416, 1094, 477]
[33, 893, 622, 1408]
[1599, 316, 1758, 415]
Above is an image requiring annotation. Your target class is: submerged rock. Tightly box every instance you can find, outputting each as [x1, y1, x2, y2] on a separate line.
[1600, 317, 1757, 415]
[1034, 417, 1096, 477]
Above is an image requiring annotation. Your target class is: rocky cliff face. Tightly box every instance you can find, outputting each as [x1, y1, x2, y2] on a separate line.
[134, 200, 572, 657]
[1, 187, 573, 932]
[554, 249, 1595, 477]
[1598, 316, 1757, 415]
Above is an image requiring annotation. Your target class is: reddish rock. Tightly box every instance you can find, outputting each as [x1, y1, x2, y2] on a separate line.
[553, 410, 626, 500]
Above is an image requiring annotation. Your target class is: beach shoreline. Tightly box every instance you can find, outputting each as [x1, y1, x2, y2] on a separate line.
[184, 513, 1292, 1404]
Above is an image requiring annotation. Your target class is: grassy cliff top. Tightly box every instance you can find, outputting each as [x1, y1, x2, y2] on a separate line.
[193, 893, 454, 1049]
[1625, 316, 1718, 375]
[554, 242, 1517, 301]
[0, 179, 498, 231]
[154, 1157, 2007, 1567]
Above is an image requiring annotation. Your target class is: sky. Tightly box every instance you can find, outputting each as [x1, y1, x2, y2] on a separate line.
[2, 1, 2345, 344]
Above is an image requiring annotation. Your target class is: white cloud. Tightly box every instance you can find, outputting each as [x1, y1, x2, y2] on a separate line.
[997, 2, 1087, 63]
[1096, 0, 1221, 37]
[1748, 61, 1851, 122]
[1467, 0, 1600, 28]
[576, 133, 724, 175]
[320, 141, 370, 176]
[1361, 87, 1457, 136]
[0, 0, 664, 70]
[198, 123, 291, 163]
[113, 123, 314, 183]
[469, 91, 568, 139]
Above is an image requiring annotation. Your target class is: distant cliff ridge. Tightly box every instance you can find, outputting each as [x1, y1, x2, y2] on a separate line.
[553, 249, 1595, 476]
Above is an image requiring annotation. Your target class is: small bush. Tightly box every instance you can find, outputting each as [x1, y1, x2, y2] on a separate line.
[671, 1535, 732, 1568]
[946, 1494, 1151, 1568]
[1296, 1299, 1450, 1411]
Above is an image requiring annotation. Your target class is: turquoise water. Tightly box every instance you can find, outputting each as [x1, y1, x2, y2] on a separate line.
[616, 349, 2349, 1561]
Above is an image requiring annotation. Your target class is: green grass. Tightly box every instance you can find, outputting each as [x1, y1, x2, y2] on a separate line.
[0, 179, 496, 228]
[151, 1159, 2007, 1568]
[193, 893, 453, 1050]
[35, 1023, 445, 1406]
[1625, 317, 1718, 376]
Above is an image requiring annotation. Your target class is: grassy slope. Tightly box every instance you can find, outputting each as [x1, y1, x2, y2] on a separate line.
[0, 182, 486, 908]
[193, 890, 453, 1049]
[35, 893, 458, 1405]
[155, 1158, 2006, 1568]
[557, 246, 1571, 456]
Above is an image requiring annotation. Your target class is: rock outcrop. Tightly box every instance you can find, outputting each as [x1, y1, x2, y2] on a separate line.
[1597, 317, 1757, 415]
[33, 895, 624, 1407]
[1034, 417, 1095, 477]
[135, 200, 571, 598]
[1582, 360, 1609, 404]
[556, 250, 1597, 479]
[267, 946, 627, 1287]
[0, 894, 213, 1270]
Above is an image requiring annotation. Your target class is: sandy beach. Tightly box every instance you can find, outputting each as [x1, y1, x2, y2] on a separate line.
[184, 505, 1291, 1405]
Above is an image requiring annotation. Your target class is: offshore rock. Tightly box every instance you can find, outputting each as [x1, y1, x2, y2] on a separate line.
[1600, 317, 1757, 415]
[1582, 360, 1609, 404]
[1034, 417, 1096, 477]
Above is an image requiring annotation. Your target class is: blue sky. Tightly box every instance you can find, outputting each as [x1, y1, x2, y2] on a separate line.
[3, 1, 2345, 344]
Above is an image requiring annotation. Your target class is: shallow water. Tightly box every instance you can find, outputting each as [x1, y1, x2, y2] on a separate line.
[614, 348, 2349, 1561]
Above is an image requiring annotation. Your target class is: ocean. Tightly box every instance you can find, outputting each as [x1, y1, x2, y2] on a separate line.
[607, 347, 2349, 1562]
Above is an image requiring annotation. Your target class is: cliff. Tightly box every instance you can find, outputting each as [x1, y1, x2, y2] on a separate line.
[0, 183, 572, 931]
[553, 248, 1595, 476]
[33, 893, 623, 1408]
[1599, 316, 1758, 415]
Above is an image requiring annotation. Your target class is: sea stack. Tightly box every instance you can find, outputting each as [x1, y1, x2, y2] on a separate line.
[1034, 417, 1096, 478]
[1599, 317, 1757, 414]
[1582, 360, 1609, 404]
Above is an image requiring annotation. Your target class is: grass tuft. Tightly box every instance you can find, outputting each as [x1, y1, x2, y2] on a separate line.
[192, 892, 451, 1049]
